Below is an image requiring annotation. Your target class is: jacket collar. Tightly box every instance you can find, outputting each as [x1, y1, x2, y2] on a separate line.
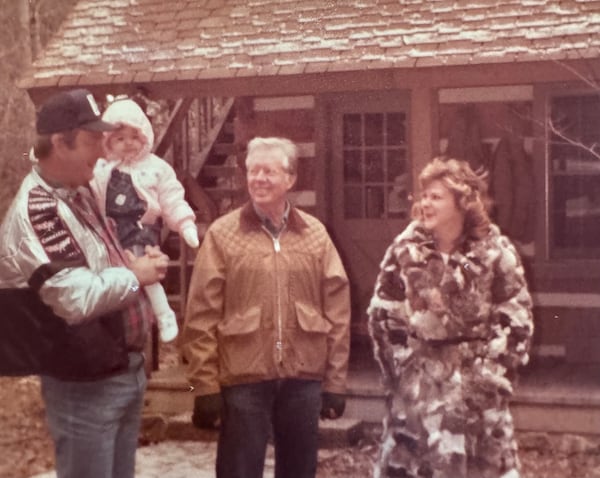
[240, 201, 309, 234]
[407, 221, 500, 264]
[408, 221, 482, 256]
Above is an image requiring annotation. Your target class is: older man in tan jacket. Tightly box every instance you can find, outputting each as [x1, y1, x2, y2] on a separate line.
[181, 137, 351, 478]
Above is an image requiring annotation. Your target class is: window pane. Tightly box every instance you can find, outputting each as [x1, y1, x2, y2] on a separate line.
[364, 113, 383, 146]
[387, 112, 406, 145]
[341, 106, 410, 221]
[387, 182, 409, 219]
[551, 97, 580, 139]
[550, 94, 600, 257]
[550, 143, 579, 172]
[344, 186, 362, 219]
[343, 150, 362, 183]
[343, 114, 362, 146]
[581, 98, 600, 137]
[387, 149, 408, 181]
[365, 150, 384, 182]
[365, 186, 384, 219]
[552, 175, 600, 250]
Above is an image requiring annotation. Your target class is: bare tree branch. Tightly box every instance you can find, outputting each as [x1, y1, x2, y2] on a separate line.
[548, 117, 600, 162]
[552, 58, 600, 91]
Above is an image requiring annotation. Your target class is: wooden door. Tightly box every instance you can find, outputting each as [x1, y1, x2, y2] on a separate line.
[329, 92, 412, 333]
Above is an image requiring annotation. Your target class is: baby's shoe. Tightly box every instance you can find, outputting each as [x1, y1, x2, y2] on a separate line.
[157, 312, 179, 342]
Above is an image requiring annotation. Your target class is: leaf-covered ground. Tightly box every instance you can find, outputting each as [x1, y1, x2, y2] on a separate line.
[0, 376, 54, 478]
[3, 373, 600, 478]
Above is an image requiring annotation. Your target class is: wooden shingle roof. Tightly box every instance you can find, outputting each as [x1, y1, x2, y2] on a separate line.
[20, 0, 600, 92]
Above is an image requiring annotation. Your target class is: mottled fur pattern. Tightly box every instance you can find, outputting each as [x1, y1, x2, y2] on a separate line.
[368, 221, 533, 478]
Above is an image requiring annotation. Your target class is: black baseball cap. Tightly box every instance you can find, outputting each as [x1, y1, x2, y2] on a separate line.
[36, 88, 116, 135]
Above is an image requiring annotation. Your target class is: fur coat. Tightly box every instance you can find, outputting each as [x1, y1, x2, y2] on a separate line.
[368, 220, 533, 478]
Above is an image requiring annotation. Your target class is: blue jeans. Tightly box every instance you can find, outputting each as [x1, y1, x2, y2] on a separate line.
[217, 379, 322, 478]
[40, 352, 147, 478]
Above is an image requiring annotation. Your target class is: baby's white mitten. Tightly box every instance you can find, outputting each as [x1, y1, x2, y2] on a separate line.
[182, 224, 200, 248]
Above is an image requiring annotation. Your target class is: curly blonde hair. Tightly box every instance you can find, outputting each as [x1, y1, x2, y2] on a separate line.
[412, 157, 492, 240]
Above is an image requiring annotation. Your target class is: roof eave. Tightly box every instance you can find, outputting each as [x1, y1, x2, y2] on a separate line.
[21, 55, 600, 104]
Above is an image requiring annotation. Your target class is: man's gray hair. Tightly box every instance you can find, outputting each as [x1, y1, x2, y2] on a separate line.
[246, 137, 298, 175]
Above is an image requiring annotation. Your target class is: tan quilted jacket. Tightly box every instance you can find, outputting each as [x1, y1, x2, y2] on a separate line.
[181, 203, 351, 396]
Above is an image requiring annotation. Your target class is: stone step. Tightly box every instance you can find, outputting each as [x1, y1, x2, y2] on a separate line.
[146, 360, 600, 436]
[140, 412, 365, 449]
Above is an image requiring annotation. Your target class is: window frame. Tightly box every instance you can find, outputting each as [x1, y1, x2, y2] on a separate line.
[340, 110, 411, 221]
[545, 88, 600, 260]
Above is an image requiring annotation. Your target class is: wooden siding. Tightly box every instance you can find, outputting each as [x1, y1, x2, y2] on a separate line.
[250, 96, 318, 212]
[234, 81, 600, 362]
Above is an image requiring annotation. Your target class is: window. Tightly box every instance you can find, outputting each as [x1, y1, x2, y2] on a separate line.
[342, 112, 409, 219]
[549, 93, 600, 257]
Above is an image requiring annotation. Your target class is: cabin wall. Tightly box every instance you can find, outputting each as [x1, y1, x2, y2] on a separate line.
[423, 82, 600, 363]
[249, 96, 318, 217]
[232, 69, 600, 363]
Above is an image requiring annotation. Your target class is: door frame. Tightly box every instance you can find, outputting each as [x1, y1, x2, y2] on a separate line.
[316, 90, 413, 332]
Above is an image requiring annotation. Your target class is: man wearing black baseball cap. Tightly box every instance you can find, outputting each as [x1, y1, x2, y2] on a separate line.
[36, 88, 116, 134]
[31, 88, 120, 189]
[0, 88, 169, 478]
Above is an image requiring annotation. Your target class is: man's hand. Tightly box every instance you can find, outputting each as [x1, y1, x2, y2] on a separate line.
[125, 247, 169, 286]
[192, 393, 222, 429]
[320, 392, 346, 420]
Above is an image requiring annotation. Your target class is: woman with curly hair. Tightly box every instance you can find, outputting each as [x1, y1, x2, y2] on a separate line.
[368, 157, 534, 478]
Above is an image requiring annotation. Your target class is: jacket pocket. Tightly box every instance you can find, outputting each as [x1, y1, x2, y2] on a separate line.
[217, 306, 267, 379]
[291, 302, 331, 376]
